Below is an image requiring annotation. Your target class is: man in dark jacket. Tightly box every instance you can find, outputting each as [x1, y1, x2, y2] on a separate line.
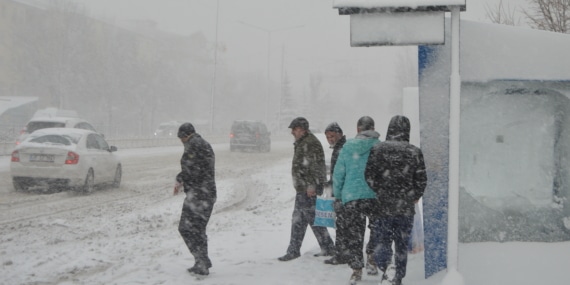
[365, 115, 427, 285]
[322, 122, 349, 265]
[174, 122, 217, 276]
[278, 117, 335, 261]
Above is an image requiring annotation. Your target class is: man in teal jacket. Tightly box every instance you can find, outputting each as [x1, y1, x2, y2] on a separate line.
[333, 116, 381, 284]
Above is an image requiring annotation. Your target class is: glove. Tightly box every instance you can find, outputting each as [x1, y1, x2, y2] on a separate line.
[306, 187, 317, 197]
[316, 184, 324, 196]
[173, 181, 183, 195]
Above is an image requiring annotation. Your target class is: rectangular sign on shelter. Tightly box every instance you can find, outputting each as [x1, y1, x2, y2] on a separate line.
[334, 0, 466, 46]
[351, 12, 444, 46]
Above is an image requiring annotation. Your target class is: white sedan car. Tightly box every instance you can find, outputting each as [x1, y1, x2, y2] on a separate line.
[10, 128, 121, 193]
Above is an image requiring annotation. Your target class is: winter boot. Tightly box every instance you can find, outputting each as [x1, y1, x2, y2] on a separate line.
[187, 259, 211, 276]
[324, 255, 347, 265]
[314, 249, 334, 257]
[278, 253, 300, 261]
[366, 254, 378, 275]
[379, 270, 389, 284]
[187, 265, 209, 276]
[349, 269, 362, 285]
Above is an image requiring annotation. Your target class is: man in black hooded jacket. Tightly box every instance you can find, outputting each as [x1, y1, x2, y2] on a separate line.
[174, 122, 217, 276]
[364, 115, 427, 285]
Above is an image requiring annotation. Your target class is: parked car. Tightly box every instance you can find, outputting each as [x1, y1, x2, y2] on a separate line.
[229, 120, 271, 152]
[153, 121, 183, 137]
[11, 128, 121, 193]
[16, 116, 97, 145]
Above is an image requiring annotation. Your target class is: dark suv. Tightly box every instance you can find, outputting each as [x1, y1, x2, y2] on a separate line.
[230, 120, 271, 152]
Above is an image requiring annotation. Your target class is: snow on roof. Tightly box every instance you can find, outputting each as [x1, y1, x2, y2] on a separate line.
[31, 127, 93, 136]
[461, 21, 570, 82]
[0, 96, 38, 116]
[32, 108, 79, 119]
[333, 0, 466, 9]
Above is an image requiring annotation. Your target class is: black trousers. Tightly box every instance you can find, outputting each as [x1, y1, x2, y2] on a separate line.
[286, 192, 335, 255]
[333, 200, 350, 260]
[373, 215, 414, 280]
[178, 195, 215, 267]
[343, 199, 381, 269]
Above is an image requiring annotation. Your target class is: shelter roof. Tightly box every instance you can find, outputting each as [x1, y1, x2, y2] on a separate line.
[333, 0, 466, 14]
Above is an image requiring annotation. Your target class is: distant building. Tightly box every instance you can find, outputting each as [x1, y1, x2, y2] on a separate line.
[0, 96, 38, 142]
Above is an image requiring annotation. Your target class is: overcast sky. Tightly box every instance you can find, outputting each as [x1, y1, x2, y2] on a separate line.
[72, 0, 530, 79]
[69, 0, 531, 132]
[75, 0, 531, 35]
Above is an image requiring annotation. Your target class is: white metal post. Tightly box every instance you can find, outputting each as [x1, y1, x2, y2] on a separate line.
[442, 5, 464, 285]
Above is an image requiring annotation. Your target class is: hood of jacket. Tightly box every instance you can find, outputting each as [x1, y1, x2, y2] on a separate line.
[346, 130, 380, 155]
[385, 116, 410, 142]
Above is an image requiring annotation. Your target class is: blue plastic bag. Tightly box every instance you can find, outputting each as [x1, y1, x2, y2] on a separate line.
[314, 197, 336, 228]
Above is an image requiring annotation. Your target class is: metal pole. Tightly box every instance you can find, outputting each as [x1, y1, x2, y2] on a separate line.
[266, 32, 270, 124]
[447, 5, 461, 274]
[236, 22, 304, 127]
[209, 0, 219, 133]
[278, 45, 285, 131]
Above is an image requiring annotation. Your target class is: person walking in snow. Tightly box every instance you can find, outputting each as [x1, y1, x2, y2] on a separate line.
[278, 117, 335, 262]
[322, 122, 350, 265]
[174, 122, 217, 276]
[365, 115, 427, 285]
[332, 116, 381, 284]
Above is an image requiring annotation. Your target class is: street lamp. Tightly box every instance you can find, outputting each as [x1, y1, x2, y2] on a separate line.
[237, 21, 304, 126]
[209, 0, 220, 133]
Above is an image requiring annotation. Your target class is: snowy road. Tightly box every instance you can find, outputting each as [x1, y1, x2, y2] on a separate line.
[3, 140, 569, 285]
[0, 142, 291, 225]
[0, 140, 313, 285]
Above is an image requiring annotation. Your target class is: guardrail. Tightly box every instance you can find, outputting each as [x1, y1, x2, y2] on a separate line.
[0, 142, 14, 156]
[0, 134, 292, 156]
[0, 135, 229, 156]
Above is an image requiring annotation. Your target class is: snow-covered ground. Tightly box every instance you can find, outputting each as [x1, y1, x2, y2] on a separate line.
[1, 140, 569, 285]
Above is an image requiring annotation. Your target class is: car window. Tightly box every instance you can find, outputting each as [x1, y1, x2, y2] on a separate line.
[94, 134, 109, 151]
[86, 134, 100, 149]
[75, 122, 97, 132]
[27, 122, 65, 133]
[29, 135, 72, 146]
[233, 122, 257, 133]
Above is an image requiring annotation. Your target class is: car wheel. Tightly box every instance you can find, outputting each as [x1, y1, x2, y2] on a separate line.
[82, 169, 95, 193]
[12, 178, 26, 192]
[50, 183, 65, 193]
[112, 165, 122, 188]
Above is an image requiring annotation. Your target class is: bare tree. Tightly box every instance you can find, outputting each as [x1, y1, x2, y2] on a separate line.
[523, 0, 570, 33]
[485, 0, 569, 33]
[484, 0, 521, 26]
